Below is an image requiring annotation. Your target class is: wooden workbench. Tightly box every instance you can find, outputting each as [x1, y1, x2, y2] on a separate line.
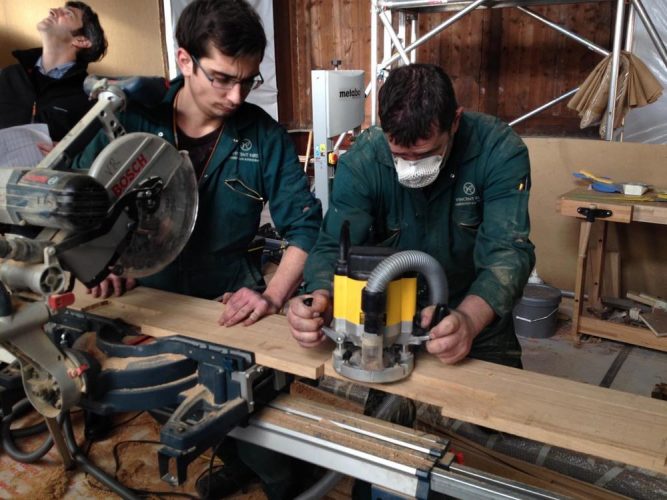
[557, 188, 667, 351]
[71, 286, 667, 476]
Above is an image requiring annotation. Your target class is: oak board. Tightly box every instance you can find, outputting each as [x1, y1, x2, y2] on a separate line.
[72, 286, 667, 475]
[72, 286, 331, 379]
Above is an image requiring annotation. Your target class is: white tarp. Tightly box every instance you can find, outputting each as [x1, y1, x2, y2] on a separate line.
[163, 0, 278, 120]
[623, 0, 667, 144]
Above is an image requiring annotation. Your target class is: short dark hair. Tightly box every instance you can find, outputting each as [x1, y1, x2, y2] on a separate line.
[175, 0, 266, 61]
[66, 1, 107, 63]
[379, 64, 458, 147]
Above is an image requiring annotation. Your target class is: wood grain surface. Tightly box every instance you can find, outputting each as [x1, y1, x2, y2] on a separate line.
[73, 286, 667, 475]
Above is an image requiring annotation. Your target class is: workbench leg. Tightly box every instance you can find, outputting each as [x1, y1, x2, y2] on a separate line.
[572, 220, 593, 345]
[606, 251, 621, 298]
[589, 221, 608, 309]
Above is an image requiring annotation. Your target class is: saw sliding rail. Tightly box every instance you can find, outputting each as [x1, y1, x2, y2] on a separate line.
[230, 394, 565, 500]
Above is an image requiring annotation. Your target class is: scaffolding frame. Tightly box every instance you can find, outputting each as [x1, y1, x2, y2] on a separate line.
[369, 0, 667, 140]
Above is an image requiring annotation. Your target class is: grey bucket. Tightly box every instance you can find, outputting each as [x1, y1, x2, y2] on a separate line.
[513, 284, 562, 338]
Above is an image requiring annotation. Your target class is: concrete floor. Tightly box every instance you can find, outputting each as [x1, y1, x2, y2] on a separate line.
[519, 314, 667, 399]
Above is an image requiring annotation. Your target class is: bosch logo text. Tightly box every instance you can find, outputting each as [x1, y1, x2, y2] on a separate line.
[112, 154, 148, 197]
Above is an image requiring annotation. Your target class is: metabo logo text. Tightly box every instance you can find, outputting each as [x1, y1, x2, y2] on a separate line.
[339, 88, 361, 98]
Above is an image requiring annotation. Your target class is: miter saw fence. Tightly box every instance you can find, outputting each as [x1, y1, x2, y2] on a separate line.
[324, 221, 450, 383]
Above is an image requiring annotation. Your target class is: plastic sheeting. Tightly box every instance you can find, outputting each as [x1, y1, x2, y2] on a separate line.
[623, 0, 667, 144]
[163, 0, 279, 121]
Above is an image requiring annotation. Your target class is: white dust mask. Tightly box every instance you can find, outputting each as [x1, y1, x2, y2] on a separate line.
[393, 154, 444, 189]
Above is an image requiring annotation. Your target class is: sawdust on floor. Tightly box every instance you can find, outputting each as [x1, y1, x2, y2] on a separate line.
[2, 391, 359, 500]
[13, 468, 73, 499]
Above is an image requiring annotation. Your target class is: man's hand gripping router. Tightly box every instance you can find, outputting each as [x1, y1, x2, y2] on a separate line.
[287, 291, 332, 348]
[288, 292, 495, 364]
[420, 295, 495, 364]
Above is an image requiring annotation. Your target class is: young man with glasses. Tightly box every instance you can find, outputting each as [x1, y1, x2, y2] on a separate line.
[289, 64, 535, 371]
[75, 0, 321, 329]
[0, 2, 107, 141]
[74, 2, 321, 496]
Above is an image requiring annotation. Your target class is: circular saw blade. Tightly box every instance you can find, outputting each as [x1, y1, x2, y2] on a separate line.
[118, 159, 198, 278]
[89, 132, 198, 279]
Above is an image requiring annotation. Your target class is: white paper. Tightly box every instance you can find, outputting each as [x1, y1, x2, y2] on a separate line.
[0, 123, 52, 168]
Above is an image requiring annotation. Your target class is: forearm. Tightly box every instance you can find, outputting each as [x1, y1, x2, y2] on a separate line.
[263, 246, 308, 308]
[470, 142, 534, 315]
[455, 294, 496, 339]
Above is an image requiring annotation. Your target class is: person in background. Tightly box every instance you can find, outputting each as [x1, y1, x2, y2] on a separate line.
[0, 2, 107, 142]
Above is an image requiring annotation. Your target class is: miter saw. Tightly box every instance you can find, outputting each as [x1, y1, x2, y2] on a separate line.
[321, 221, 450, 383]
[0, 78, 291, 490]
[0, 77, 199, 463]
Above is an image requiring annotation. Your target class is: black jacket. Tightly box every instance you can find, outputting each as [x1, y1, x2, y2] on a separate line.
[0, 48, 92, 141]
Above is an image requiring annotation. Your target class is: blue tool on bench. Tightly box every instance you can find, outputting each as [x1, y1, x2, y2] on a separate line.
[572, 170, 622, 193]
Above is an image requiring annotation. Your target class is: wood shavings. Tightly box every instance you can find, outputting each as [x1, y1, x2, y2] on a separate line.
[14, 468, 73, 499]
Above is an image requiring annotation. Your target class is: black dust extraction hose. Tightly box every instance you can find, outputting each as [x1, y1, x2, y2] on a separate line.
[9, 420, 48, 438]
[62, 411, 140, 500]
[1, 398, 55, 463]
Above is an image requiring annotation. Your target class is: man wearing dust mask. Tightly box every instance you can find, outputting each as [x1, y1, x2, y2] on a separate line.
[288, 63, 535, 370]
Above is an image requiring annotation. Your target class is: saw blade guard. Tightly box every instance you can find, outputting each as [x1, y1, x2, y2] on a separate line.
[88, 132, 198, 278]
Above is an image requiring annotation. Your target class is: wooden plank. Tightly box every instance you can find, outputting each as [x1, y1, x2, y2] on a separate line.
[639, 310, 667, 337]
[571, 218, 592, 342]
[326, 356, 667, 475]
[270, 394, 444, 456]
[557, 197, 634, 224]
[290, 380, 365, 413]
[274, 0, 295, 125]
[256, 395, 439, 471]
[589, 221, 607, 307]
[579, 315, 667, 352]
[626, 290, 667, 309]
[633, 204, 667, 225]
[72, 286, 331, 379]
[479, 8, 502, 115]
[558, 188, 667, 225]
[603, 251, 621, 298]
[72, 287, 667, 475]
